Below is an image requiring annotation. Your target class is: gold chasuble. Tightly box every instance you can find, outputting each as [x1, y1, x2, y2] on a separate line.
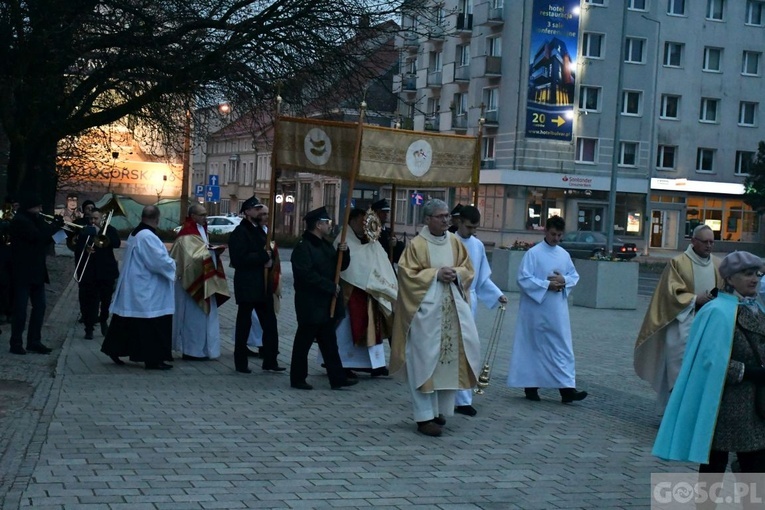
[390, 227, 481, 392]
[170, 227, 230, 314]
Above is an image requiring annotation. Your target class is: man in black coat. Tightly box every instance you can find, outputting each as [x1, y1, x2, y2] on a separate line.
[371, 198, 405, 265]
[289, 206, 357, 390]
[229, 196, 284, 374]
[8, 194, 64, 355]
[74, 208, 121, 339]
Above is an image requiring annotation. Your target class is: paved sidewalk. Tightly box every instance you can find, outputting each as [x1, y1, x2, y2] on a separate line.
[4, 250, 695, 509]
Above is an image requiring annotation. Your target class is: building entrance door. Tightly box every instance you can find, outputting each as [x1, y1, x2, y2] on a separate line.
[577, 205, 605, 231]
[650, 209, 679, 249]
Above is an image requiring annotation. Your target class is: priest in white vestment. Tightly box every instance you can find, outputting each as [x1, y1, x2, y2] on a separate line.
[170, 204, 230, 360]
[634, 224, 721, 411]
[452, 205, 507, 417]
[390, 199, 481, 437]
[506, 215, 587, 403]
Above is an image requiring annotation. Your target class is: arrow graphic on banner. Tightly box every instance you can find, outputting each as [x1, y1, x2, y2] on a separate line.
[552, 116, 566, 127]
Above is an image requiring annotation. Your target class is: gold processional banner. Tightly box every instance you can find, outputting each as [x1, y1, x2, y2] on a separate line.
[358, 125, 478, 187]
[274, 117, 358, 177]
[275, 117, 479, 186]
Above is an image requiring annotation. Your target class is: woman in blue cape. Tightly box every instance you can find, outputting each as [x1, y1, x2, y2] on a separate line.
[653, 250, 765, 472]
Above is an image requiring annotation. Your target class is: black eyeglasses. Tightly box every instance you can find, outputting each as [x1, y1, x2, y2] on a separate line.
[428, 214, 451, 220]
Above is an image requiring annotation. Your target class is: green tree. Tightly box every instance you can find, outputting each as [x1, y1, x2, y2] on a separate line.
[743, 142, 765, 213]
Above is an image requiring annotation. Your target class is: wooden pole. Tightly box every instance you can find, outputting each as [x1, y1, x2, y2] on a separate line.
[264, 94, 282, 292]
[388, 184, 397, 262]
[329, 101, 366, 318]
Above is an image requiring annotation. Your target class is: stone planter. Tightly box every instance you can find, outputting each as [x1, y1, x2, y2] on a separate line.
[490, 249, 526, 293]
[572, 259, 639, 310]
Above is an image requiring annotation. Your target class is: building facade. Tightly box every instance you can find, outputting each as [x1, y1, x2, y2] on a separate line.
[394, 0, 765, 251]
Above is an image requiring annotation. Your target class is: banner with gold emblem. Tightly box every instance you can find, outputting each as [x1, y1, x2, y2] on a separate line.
[274, 117, 357, 177]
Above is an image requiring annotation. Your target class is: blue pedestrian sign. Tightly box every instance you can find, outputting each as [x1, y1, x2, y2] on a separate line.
[208, 175, 219, 186]
[411, 192, 423, 206]
[205, 185, 220, 203]
[194, 184, 205, 198]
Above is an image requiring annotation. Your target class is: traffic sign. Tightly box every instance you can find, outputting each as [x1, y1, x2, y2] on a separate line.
[194, 184, 205, 198]
[208, 175, 219, 186]
[411, 192, 423, 206]
[205, 185, 220, 202]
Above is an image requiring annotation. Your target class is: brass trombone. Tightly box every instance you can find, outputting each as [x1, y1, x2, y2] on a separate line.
[474, 304, 506, 395]
[39, 213, 84, 233]
[74, 210, 113, 282]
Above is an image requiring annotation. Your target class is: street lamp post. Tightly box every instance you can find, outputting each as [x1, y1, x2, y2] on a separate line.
[642, 14, 662, 255]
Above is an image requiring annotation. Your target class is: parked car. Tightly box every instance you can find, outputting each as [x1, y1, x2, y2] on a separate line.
[559, 231, 638, 260]
[173, 215, 242, 235]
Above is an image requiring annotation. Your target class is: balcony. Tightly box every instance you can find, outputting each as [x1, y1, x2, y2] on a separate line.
[452, 114, 468, 131]
[484, 109, 499, 126]
[402, 73, 417, 92]
[455, 13, 473, 32]
[427, 70, 442, 88]
[403, 32, 419, 49]
[486, 7, 504, 25]
[425, 115, 440, 131]
[427, 25, 445, 41]
[486, 56, 502, 76]
[480, 159, 496, 169]
[454, 65, 470, 82]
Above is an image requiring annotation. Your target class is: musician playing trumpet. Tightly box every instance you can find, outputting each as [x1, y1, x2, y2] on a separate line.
[74, 208, 120, 339]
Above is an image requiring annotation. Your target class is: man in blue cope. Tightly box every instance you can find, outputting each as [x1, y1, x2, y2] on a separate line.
[452, 205, 507, 416]
[507, 215, 587, 403]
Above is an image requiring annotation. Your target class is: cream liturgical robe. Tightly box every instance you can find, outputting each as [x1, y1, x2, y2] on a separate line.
[507, 241, 579, 388]
[390, 227, 481, 392]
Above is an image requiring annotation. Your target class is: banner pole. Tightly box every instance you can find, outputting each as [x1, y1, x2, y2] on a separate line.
[388, 184, 397, 262]
[265, 93, 282, 292]
[330, 100, 366, 318]
[473, 108, 485, 206]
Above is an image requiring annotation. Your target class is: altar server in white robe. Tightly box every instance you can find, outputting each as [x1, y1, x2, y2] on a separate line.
[453, 205, 507, 416]
[507, 215, 588, 403]
[390, 199, 481, 437]
[170, 204, 230, 360]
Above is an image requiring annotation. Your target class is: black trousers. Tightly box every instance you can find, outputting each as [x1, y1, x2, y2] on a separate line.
[10, 282, 46, 349]
[699, 449, 765, 473]
[290, 320, 346, 387]
[234, 299, 279, 371]
[78, 279, 115, 330]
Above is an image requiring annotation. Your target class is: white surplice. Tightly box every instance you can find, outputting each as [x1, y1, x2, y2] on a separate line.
[507, 241, 579, 388]
[172, 224, 221, 359]
[110, 228, 175, 318]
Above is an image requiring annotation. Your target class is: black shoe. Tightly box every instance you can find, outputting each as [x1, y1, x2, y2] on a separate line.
[246, 348, 262, 358]
[109, 355, 125, 366]
[26, 343, 52, 354]
[84, 330, 94, 340]
[331, 379, 359, 390]
[100, 321, 109, 337]
[561, 389, 588, 403]
[344, 369, 358, 379]
[524, 388, 541, 401]
[9, 345, 26, 355]
[146, 362, 172, 370]
[455, 405, 478, 417]
[432, 414, 446, 426]
[416, 421, 442, 437]
[182, 354, 209, 361]
[291, 381, 313, 390]
[236, 367, 252, 374]
[262, 364, 286, 372]
[370, 367, 389, 377]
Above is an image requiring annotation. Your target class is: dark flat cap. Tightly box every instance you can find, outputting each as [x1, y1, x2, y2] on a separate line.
[240, 196, 260, 213]
[451, 203, 463, 217]
[719, 251, 765, 279]
[371, 198, 390, 211]
[304, 206, 331, 223]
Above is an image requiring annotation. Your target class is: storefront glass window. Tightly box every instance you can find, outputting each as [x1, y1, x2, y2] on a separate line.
[685, 196, 759, 241]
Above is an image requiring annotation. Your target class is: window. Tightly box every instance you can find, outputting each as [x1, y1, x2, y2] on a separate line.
[706, 0, 725, 21]
[699, 98, 719, 122]
[453, 93, 468, 115]
[576, 138, 598, 163]
[585, 0, 605, 4]
[620, 142, 639, 166]
[703, 47, 722, 72]
[582, 33, 604, 58]
[739, 102, 758, 126]
[484, 88, 498, 111]
[579, 86, 600, 112]
[482, 137, 495, 160]
[657, 145, 677, 169]
[220, 199, 230, 214]
[458, 44, 470, 67]
[663, 42, 683, 67]
[323, 183, 337, 221]
[427, 97, 440, 115]
[487, 36, 502, 57]
[742, 51, 760, 75]
[460, 0, 473, 14]
[629, 0, 647, 10]
[736, 151, 755, 174]
[622, 91, 642, 115]
[661, 95, 680, 119]
[746, 0, 764, 25]
[668, 0, 685, 15]
[696, 148, 716, 172]
[430, 51, 442, 71]
[625, 38, 645, 63]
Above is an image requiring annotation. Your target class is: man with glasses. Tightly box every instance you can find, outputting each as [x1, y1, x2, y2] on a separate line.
[635, 224, 722, 412]
[170, 203, 230, 361]
[390, 199, 481, 437]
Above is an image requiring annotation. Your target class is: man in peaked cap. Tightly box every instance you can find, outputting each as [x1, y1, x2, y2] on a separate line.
[229, 195, 285, 374]
[289, 206, 357, 390]
[372, 198, 405, 265]
[447, 203, 463, 234]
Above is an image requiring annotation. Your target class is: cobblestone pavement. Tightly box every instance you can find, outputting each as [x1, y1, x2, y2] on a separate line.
[2, 247, 696, 509]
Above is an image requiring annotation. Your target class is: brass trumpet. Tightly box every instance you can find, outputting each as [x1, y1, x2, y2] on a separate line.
[40, 213, 84, 232]
[474, 304, 506, 395]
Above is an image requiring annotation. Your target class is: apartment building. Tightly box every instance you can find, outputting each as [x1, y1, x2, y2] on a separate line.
[394, 0, 765, 250]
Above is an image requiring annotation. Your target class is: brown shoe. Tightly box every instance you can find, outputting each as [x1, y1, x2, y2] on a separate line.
[416, 421, 442, 437]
